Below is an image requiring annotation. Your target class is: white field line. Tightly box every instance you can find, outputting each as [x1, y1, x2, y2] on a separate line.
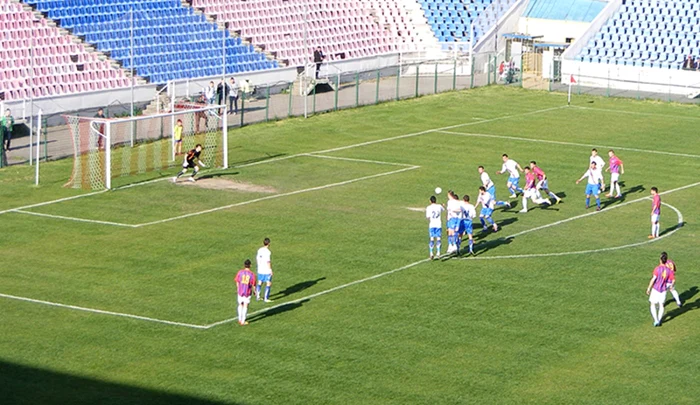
[438, 131, 700, 159]
[570, 105, 700, 121]
[462, 202, 683, 261]
[133, 165, 420, 227]
[0, 292, 207, 329]
[204, 258, 433, 329]
[13, 210, 136, 228]
[303, 153, 416, 167]
[0, 190, 107, 215]
[2, 182, 694, 330]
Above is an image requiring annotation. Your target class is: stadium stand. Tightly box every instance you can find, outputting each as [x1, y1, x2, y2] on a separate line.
[524, 0, 606, 22]
[576, 0, 700, 69]
[189, 0, 397, 67]
[0, 0, 131, 101]
[24, 0, 278, 84]
[418, 0, 496, 42]
[365, 0, 433, 52]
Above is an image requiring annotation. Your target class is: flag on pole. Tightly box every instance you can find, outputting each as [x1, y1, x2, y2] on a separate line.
[570, 74, 577, 84]
[567, 74, 576, 105]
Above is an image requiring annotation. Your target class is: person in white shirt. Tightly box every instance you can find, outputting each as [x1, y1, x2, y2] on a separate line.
[496, 154, 524, 198]
[475, 187, 499, 233]
[576, 161, 604, 211]
[227, 77, 239, 115]
[425, 195, 445, 259]
[478, 166, 511, 209]
[255, 238, 274, 302]
[460, 195, 477, 255]
[446, 191, 463, 254]
[205, 81, 216, 104]
[589, 149, 606, 193]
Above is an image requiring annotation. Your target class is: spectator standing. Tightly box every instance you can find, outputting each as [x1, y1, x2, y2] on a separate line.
[93, 108, 106, 151]
[2, 109, 14, 151]
[205, 81, 216, 104]
[313, 47, 325, 79]
[683, 54, 694, 69]
[227, 77, 239, 115]
[216, 79, 226, 107]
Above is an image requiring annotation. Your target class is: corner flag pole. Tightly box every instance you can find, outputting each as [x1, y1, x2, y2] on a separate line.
[568, 74, 576, 106]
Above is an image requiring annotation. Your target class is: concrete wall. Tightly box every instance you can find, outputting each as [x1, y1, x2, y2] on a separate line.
[518, 18, 591, 43]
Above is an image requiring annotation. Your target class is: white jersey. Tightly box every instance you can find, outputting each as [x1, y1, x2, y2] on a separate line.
[590, 155, 605, 172]
[446, 199, 462, 220]
[582, 169, 604, 185]
[461, 202, 477, 220]
[480, 172, 494, 189]
[501, 159, 520, 178]
[426, 203, 444, 229]
[256, 246, 272, 274]
[478, 192, 495, 209]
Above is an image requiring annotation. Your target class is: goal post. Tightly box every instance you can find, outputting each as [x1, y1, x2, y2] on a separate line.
[64, 104, 228, 190]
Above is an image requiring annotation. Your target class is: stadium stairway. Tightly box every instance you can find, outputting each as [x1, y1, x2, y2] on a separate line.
[23, 0, 279, 84]
[575, 0, 700, 69]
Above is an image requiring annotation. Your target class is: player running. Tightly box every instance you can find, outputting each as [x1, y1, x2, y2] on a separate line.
[662, 252, 682, 307]
[235, 259, 256, 326]
[446, 191, 462, 254]
[426, 195, 444, 259]
[605, 150, 624, 198]
[590, 149, 606, 193]
[173, 144, 206, 183]
[649, 187, 661, 239]
[575, 161, 603, 211]
[496, 154, 524, 198]
[519, 166, 552, 213]
[460, 195, 477, 255]
[478, 166, 510, 208]
[475, 186, 498, 233]
[255, 238, 274, 302]
[529, 161, 562, 204]
[646, 252, 675, 327]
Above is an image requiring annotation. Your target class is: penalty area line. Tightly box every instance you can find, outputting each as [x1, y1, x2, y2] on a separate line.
[0, 292, 207, 330]
[0, 189, 108, 216]
[12, 210, 136, 228]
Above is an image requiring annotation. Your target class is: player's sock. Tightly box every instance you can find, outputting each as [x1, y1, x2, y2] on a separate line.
[436, 238, 441, 256]
[657, 305, 664, 323]
[655, 223, 660, 237]
[495, 201, 506, 207]
[548, 191, 558, 200]
[650, 304, 659, 323]
[521, 197, 527, 211]
[242, 305, 248, 323]
[264, 286, 271, 301]
[175, 170, 185, 179]
[595, 197, 601, 208]
[616, 183, 621, 196]
[671, 289, 681, 306]
[237, 304, 243, 323]
[585, 197, 590, 207]
[515, 185, 523, 194]
[468, 239, 474, 253]
[486, 217, 494, 226]
[255, 285, 261, 299]
[456, 237, 461, 252]
[429, 240, 434, 256]
[480, 218, 486, 228]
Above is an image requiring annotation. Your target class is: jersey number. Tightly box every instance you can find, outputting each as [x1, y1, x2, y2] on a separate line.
[431, 211, 440, 219]
[240, 275, 250, 284]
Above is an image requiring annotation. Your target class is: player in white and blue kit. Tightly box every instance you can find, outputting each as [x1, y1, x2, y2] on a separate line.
[425, 195, 444, 259]
[475, 186, 499, 232]
[576, 161, 604, 211]
[496, 154, 524, 198]
[460, 195, 477, 255]
[255, 238, 274, 302]
[478, 166, 510, 208]
[446, 191, 463, 254]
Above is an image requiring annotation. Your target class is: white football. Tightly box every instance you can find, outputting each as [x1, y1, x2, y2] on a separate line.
[434, 187, 442, 195]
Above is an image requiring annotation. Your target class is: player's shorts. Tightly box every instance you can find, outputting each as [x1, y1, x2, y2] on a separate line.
[182, 161, 196, 169]
[257, 273, 272, 283]
[538, 179, 549, 190]
[447, 218, 460, 231]
[524, 188, 539, 199]
[487, 185, 496, 199]
[237, 295, 251, 305]
[649, 289, 667, 305]
[611, 172, 620, 183]
[429, 227, 442, 238]
[480, 207, 493, 217]
[585, 184, 600, 196]
[507, 176, 520, 186]
[461, 220, 473, 235]
[651, 214, 660, 223]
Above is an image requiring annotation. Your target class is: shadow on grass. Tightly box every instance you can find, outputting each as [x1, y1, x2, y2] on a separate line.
[663, 286, 699, 323]
[474, 217, 518, 241]
[660, 222, 685, 237]
[601, 184, 645, 208]
[248, 299, 310, 323]
[270, 277, 326, 300]
[196, 171, 241, 180]
[0, 361, 240, 405]
[474, 235, 515, 255]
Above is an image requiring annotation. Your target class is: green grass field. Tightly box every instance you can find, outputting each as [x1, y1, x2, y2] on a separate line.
[1, 86, 699, 404]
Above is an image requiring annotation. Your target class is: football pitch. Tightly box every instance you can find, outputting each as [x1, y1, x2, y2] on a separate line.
[1, 86, 699, 404]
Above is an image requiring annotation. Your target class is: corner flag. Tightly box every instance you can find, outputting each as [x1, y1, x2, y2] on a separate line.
[567, 74, 576, 105]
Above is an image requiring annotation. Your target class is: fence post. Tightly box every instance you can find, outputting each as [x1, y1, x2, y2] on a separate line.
[415, 64, 420, 97]
[265, 86, 270, 122]
[375, 69, 380, 104]
[434, 63, 438, 94]
[355, 72, 360, 107]
[453, 59, 457, 90]
[240, 92, 245, 126]
[470, 54, 474, 89]
[334, 76, 339, 111]
[488, 56, 491, 86]
[312, 83, 317, 115]
[288, 83, 293, 117]
[43, 116, 48, 161]
[396, 65, 401, 100]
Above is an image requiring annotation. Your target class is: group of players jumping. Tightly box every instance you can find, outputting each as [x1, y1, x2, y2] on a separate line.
[426, 149, 627, 259]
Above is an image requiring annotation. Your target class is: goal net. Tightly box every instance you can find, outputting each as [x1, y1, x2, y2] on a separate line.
[64, 104, 228, 189]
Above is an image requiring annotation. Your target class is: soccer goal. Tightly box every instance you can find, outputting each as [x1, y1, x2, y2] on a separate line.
[64, 104, 228, 189]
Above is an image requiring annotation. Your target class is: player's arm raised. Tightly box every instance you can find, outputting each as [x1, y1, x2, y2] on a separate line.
[575, 170, 588, 184]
